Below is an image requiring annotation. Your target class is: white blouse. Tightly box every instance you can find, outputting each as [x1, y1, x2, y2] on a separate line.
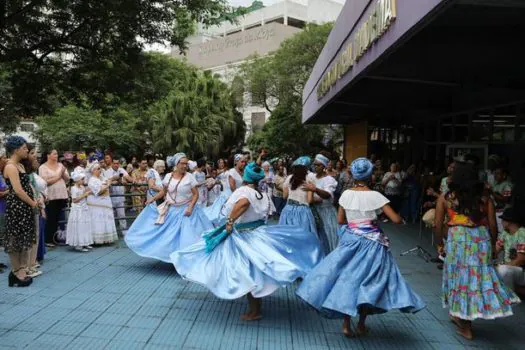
[338, 190, 390, 221]
[307, 173, 337, 207]
[284, 175, 310, 205]
[224, 186, 275, 224]
[71, 185, 88, 208]
[162, 172, 198, 203]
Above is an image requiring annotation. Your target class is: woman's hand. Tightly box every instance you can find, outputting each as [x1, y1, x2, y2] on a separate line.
[302, 183, 317, 192]
[30, 200, 39, 209]
[145, 197, 155, 205]
[184, 207, 193, 217]
[225, 223, 233, 234]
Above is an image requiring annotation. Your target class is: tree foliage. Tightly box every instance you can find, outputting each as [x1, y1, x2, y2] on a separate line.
[35, 103, 142, 155]
[149, 68, 244, 158]
[241, 23, 334, 156]
[35, 53, 245, 158]
[0, 0, 234, 129]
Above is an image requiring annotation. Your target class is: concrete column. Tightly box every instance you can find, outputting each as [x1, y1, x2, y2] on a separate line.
[343, 121, 368, 162]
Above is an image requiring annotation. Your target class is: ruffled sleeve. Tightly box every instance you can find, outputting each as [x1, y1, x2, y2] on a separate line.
[339, 190, 390, 212]
[186, 173, 198, 189]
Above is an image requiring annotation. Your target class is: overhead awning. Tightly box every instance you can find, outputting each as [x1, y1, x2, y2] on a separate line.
[302, 0, 525, 125]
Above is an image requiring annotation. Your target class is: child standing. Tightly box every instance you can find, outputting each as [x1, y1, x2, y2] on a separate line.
[296, 158, 425, 337]
[66, 171, 93, 252]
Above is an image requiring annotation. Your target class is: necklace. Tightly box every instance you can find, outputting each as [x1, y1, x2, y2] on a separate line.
[353, 182, 368, 188]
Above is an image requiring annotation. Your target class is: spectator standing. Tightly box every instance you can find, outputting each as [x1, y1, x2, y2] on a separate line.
[39, 149, 70, 247]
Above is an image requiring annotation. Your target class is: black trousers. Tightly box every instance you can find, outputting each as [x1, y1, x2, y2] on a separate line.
[45, 199, 67, 243]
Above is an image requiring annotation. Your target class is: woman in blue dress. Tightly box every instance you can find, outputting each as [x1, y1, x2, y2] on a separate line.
[203, 154, 246, 225]
[279, 156, 317, 235]
[172, 162, 323, 321]
[296, 158, 425, 337]
[125, 153, 213, 263]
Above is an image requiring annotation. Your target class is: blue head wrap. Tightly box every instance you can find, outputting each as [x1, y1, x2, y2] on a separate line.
[314, 154, 329, 167]
[5, 136, 27, 154]
[350, 158, 374, 180]
[167, 152, 187, 168]
[292, 156, 312, 168]
[243, 162, 265, 184]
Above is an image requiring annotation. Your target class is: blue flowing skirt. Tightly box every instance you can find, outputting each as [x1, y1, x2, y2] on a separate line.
[279, 204, 317, 235]
[313, 205, 339, 252]
[296, 229, 426, 318]
[125, 203, 213, 263]
[203, 189, 231, 226]
[171, 223, 323, 299]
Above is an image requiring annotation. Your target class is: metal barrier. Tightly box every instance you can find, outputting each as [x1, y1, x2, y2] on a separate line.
[58, 183, 149, 241]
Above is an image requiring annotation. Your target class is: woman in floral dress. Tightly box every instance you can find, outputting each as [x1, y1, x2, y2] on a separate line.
[435, 162, 520, 340]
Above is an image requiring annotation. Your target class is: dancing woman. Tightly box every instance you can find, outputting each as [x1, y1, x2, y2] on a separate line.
[172, 162, 323, 320]
[279, 156, 317, 235]
[305, 154, 339, 254]
[297, 158, 425, 337]
[435, 162, 520, 340]
[125, 153, 213, 262]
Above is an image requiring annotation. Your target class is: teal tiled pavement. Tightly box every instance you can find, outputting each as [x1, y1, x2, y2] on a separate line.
[1, 223, 524, 349]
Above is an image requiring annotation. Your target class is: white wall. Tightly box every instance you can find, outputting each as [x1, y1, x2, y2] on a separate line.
[0, 121, 40, 155]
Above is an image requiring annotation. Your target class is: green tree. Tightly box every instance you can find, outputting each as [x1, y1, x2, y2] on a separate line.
[149, 65, 244, 158]
[35, 103, 142, 155]
[242, 23, 334, 156]
[0, 0, 234, 129]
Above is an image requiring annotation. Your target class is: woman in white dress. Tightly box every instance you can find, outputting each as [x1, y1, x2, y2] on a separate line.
[87, 161, 118, 244]
[306, 154, 339, 253]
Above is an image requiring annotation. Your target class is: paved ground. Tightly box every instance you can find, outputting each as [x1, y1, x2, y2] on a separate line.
[1, 223, 524, 349]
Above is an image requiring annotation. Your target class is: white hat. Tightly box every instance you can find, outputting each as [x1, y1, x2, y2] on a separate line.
[72, 170, 86, 182]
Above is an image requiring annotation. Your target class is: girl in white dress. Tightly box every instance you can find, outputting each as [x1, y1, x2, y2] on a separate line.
[66, 171, 93, 251]
[87, 161, 118, 244]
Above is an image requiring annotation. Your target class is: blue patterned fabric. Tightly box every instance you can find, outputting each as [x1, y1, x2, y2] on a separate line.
[442, 225, 520, 320]
[171, 222, 323, 299]
[292, 156, 312, 168]
[350, 158, 373, 181]
[296, 223, 426, 318]
[125, 203, 213, 263]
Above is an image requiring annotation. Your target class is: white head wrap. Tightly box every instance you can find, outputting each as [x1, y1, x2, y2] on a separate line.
[71, 170, 86, 182]
[234, 154, 243, 164]
[87, 160, 100, 174]
[188, 160, 197, 171]
[314, 154, 329, 167]
[262, 161, 271, 168]
[167, 153, 187, 168]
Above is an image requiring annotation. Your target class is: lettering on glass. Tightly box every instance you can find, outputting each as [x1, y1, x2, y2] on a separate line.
[317, 0, 396, 100]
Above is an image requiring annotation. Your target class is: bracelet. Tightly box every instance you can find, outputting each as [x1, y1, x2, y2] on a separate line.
[226, 217, 235, 225]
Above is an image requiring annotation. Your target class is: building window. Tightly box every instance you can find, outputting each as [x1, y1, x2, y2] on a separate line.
[20, 123, 35, 132]
[251, 112, 265, 132]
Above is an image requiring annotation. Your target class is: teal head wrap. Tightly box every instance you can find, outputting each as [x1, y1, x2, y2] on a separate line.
[242, 162, 265, 184]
